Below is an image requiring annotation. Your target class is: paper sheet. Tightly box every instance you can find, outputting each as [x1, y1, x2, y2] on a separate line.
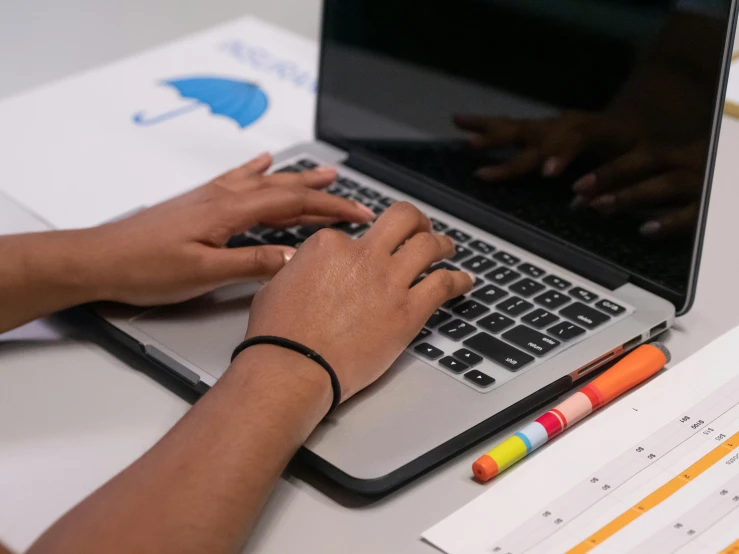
[0, 16, 317, 230]
[423, 326, 739, 554]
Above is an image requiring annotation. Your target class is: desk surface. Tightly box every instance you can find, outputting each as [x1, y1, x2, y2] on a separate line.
[1, 3, 739, 553]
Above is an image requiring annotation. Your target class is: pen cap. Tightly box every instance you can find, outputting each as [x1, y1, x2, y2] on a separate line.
[591, 342, 670, 404]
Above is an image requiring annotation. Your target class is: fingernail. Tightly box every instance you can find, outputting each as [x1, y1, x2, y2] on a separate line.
[569, 195, 587, 211]
[355, 202, 376, 218]
[573, 174, 597, 193]
[590, 194, 615, 211]
[314, 165, 336, 174]
[282, 248, 296, 264]
[639, 220, 662, 236]
[255, 151, 271, 163]
[542, 157, 560, 177]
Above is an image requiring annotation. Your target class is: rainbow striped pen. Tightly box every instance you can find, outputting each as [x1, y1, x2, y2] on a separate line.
[472, 342, 671, 482]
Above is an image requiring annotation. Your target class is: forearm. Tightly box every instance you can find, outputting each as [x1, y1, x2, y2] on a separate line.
[0, 231, 106, 333]
[27, 345, 331, 554]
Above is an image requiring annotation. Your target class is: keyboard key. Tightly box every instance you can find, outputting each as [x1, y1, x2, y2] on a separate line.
[464, 370, 495, 388]
[463, 332, 535, 371]
[453, 300, 490, 320]
[472, 277, 485, 289]
[493, 251, 520, 265]
[439, 356, 469, 374]
[378, 196, 395, 207]
[248, 225, 270, 236]
[446, 229, 471, 243]
[595, 299, 626, 316]
[548, 322, 586, 341]
[453, 348, 483, 367]
[560, 302, 611, 329]
[430, 218, 448, 232]
[275, 164, 302, 173]
[358, 187, 381, 199]
[462, 255, 496, 274]
[443, 295, 466, 309]
[469, 240, 495, 255]
[263, 230, 301, 247]
[337, 177, 359, 190]
[535, 290, 571, 310]
[429, 261, 459, 273]
[451, 245, 474, 263]
[333, 222, 370, 236]
[543, 275, 571, 290]
[412, 328, 432, 344]
[372, 205, 385, 216]
[570, 287, 598, 303]
[414, 342, 444, 360]
[472, 284, 508, 305]
[518, 263, 545, 278]
[503, 325, 561, 356]
[226, 234, 265, 248]
[427, 309, 452, 328]
[497, 296, 534, 317]
[351, 195, 375, 208]
[327, 184, 345, 195]
[297, 158, 318, 169]
[509, 278, 546, 298]
[522, 309, 559, 329]
[485, 267, 521, 285]
[439, 319, 477, 341]
[479, 313, 515, 333]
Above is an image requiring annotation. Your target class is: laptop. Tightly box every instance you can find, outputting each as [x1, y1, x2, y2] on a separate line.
[3, 0, 736, 494]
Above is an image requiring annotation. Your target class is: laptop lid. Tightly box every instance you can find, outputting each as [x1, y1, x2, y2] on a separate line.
[315, 0, 737, 314]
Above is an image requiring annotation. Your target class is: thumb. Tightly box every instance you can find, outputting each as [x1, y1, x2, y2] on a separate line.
[214, 245, 296, 282]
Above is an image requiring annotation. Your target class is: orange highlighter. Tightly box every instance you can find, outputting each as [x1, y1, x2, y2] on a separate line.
[472, 342, 671, 482]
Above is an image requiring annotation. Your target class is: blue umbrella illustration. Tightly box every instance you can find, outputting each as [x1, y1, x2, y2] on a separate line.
[132, 77, 269, 128]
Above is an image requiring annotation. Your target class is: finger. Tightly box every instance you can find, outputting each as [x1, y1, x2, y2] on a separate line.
[210, 245, 296, 282]
[262, 166, 337, 189]
[212, 152, 273, 192]
[474, 149, 542, 182]
[573, 149, 665, 197]
[640, 203, 700, 238]
[361, 201, 431, 253]
[454, 114, 529, 149]
[267, 215, 339, 228]
[222, 187, 375, 235]
[391, 233, 455, 285]
[540, 132, 590, 178]
[589, 172, 696, 214]
[411, 270, 475, 321]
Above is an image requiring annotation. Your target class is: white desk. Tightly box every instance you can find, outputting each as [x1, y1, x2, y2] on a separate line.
[2, 3, 739, 553]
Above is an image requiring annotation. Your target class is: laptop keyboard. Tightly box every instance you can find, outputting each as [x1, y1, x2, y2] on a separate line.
[226, 157, 634, 394]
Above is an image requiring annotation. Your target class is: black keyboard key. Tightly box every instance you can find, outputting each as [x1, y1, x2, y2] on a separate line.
[430, 218, 449, 232]
[412, 328, 432, 344]
[378, 196, 395, 207]
[372, 205, 384, 216]
[503, 325, 561, 356]
[358, 187, 381, 199]
[327, 184, 345, 195]
[275, 164, 302, 173]
[548, 322, 586, 341]
[535, 290, 571, 310]
[497, 296, 534, 317]
[338, 177, 360, 190]
[522, 308, 559, 329]
[462, 255, 496, 274]
[333, 222, 370, 236]
[226, 234, 266, 248]
[519, 263, 545, 278]
[464, 370, 496, 388]
[472, 284, 508, 305]
[414, 342, 444, 360]
[560, 302, 611, 329]
[248, 225, 270, 236]
[485, 267, 521, 285]
[479, 313, 515, 333]
[543, 275, 571, 290]
[446, 229, 471, 243]
[263, 230, 301, 247]
[463, 332, 535, 371]
[427, 309, 452, 328]
[595, 299, 626, 316]
[451, 245, 474, 263]
[469, 240, 495, 255]
[493, 251, 520, 266]
[429, 261, 459, 273]
[443, 295, 466, 309]
[439, 356, 469, 374]
[297, 158, 318, 169]
[453, 348, 483, 367]
[453, 300, 490, 320]
[472, 277, 485, 289]
[570, 287, 598, 303]
[295, 226, 322, 239]
[439, 319, 477, 341]
[509, 278, 546, 298]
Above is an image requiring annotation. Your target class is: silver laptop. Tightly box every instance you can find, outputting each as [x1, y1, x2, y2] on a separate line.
[4, 0, 736, 494]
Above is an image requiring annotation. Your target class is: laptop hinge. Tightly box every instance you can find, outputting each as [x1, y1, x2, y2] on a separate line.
[345, 150, 630, 291]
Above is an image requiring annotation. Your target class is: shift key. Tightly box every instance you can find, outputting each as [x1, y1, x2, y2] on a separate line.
[463, 332, 534, 372]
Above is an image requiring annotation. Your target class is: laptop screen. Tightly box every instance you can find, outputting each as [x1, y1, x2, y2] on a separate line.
[316, 0, 735, 308]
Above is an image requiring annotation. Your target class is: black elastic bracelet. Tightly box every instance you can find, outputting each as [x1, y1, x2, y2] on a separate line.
[231, 336, 341, 415]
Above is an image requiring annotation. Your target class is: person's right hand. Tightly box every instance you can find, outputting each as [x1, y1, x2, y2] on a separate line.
[244, 202, 475, 401]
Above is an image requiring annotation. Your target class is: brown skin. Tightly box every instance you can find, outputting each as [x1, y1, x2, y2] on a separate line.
[0, 155, 472, 554]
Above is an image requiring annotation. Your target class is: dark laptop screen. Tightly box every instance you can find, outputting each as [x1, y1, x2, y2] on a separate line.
[317, 0, 735, 307]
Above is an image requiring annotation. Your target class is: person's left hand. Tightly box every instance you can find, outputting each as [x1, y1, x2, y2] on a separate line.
[80, 152, 375, 306]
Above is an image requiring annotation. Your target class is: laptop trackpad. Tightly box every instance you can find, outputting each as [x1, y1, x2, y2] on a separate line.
[130, 282, 262, 379]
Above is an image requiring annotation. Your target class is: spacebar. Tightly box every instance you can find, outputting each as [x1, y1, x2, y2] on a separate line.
[463, 332, 535, 372]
